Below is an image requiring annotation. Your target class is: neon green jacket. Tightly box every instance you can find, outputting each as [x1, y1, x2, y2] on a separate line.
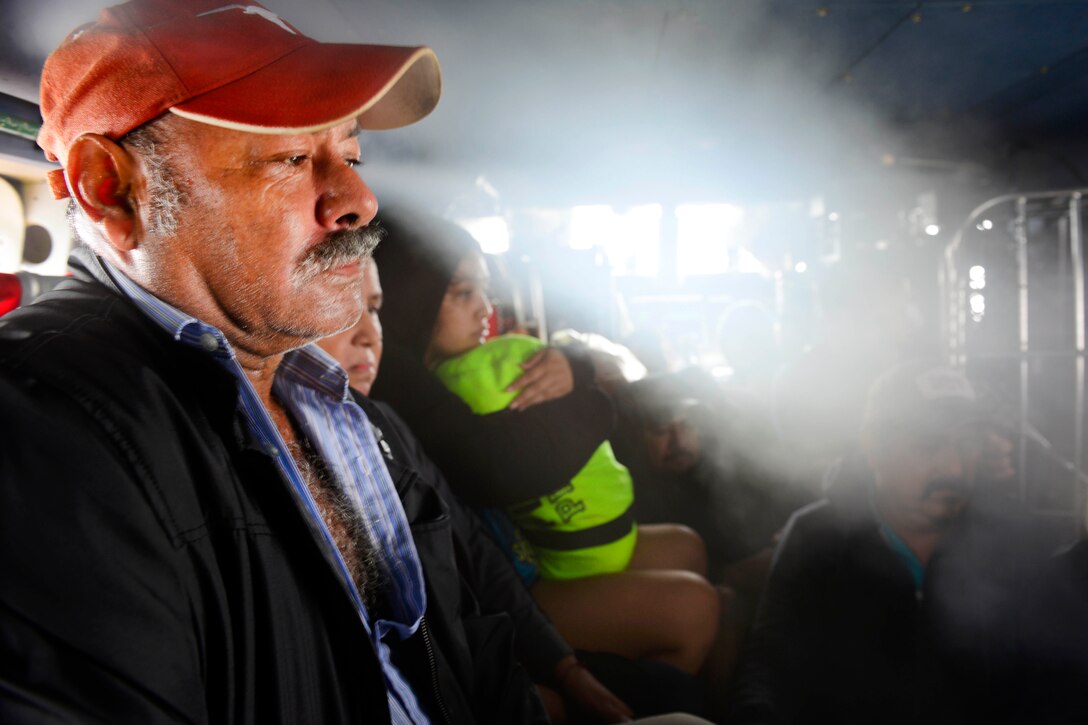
[435, 335, 637, 580]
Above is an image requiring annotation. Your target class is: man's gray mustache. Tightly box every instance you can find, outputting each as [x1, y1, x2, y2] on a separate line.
[298, 225, 385, 278]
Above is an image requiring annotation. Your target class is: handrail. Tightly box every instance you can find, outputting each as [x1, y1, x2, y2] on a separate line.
[943, 187, 1088, 535]
[1070, 193, 1086, 531]
[944, 186, 1088, 260]
[1014, 196, 1030, 502]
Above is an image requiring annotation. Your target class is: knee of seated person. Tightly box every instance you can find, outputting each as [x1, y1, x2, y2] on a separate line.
[661, 572, 720, 638]
[662, 574, 720, 673]
[668, 524, 708, 575]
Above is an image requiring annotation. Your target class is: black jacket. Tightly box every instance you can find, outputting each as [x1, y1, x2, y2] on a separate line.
[0, 250, 545, 725]
[371, 342, 614, 507]
[730, 459, 1086, 725]
[363, 397, 572, 682]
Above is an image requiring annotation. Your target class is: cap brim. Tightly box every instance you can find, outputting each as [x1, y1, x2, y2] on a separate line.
[890, 407, 989, 439]
[170, 43, 440, 133]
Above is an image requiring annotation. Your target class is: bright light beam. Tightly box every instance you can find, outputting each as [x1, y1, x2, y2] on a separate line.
[459, 216, 511, 255]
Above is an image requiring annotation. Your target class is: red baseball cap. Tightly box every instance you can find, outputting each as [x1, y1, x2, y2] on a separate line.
[38, 0, 441, 199]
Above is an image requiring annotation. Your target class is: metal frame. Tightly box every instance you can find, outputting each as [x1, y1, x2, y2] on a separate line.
[942, 188, 1088, 534]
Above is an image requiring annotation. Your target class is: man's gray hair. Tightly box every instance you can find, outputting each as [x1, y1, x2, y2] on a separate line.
[67, 115, 185, 246]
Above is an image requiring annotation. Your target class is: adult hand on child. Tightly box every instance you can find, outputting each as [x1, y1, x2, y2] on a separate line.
[556, 657, 634, 723]
[507, 347, 574, 410]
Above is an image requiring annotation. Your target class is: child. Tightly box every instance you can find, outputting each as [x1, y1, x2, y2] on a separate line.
[436, 334, 637, 580]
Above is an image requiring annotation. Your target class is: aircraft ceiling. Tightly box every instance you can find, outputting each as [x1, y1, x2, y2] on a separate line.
[3, 1, 1088, 209]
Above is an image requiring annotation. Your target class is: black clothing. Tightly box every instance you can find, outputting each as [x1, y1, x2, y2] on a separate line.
[364, 397, 572, 681]
[573, 651, 708, 720]
[371, 398, 718, 721]
[0, 251, 544, 725]
[371, 341, 614, 507]
[621, 455, 793, 573]
[730, 461, 1078, 725]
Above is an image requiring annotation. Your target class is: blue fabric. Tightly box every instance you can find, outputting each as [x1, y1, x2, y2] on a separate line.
[105, 262, 428, 724]
[869, 488, 926, 593]
[479, 508, 541, 588]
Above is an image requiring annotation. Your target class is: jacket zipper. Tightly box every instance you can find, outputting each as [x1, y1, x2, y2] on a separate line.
[419, 615, 454, 725]
[374, 422, 451, 724]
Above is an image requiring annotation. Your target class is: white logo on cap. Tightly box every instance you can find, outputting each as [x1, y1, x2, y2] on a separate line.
[916, 369, 976, 402]
[67, 22, 95, 43]
[197, 5, 297, 35]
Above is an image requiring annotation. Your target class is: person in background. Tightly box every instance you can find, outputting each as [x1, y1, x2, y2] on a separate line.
[731, 362, 1083, 725]
[370, 208, 721, 677]
[615, 374, 802, 590]
[716, 300, 782, 406]
[318, 259, 638, 723]
[773, 257, 928, 493]
[0, 2, 544, 722]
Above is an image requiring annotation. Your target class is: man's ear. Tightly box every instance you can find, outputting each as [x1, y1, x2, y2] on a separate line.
[66, 133, 139, 252]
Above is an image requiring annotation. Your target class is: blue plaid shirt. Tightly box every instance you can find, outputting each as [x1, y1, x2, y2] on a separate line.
[105, 262, 429, 724]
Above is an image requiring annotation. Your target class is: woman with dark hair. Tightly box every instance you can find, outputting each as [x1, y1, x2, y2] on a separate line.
[369, 208, 721, 676]
[370, 209, 613, 509]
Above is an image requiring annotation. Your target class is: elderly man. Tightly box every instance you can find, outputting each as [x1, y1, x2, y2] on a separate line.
[730, 362, 1071, 725]
[0, 2, 547, 723]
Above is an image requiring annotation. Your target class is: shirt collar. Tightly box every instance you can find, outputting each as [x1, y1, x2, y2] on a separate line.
[279, 343, 353, 402]
[102, 257, 232, 359]
[868, 485, 927, 592]
[101, 257, 352, 390]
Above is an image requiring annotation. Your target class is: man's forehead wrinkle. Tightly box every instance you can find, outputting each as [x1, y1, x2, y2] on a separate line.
[238, 130, 301, 151]
[227, 123, 361, 157]
[163, 120, 255, 171]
